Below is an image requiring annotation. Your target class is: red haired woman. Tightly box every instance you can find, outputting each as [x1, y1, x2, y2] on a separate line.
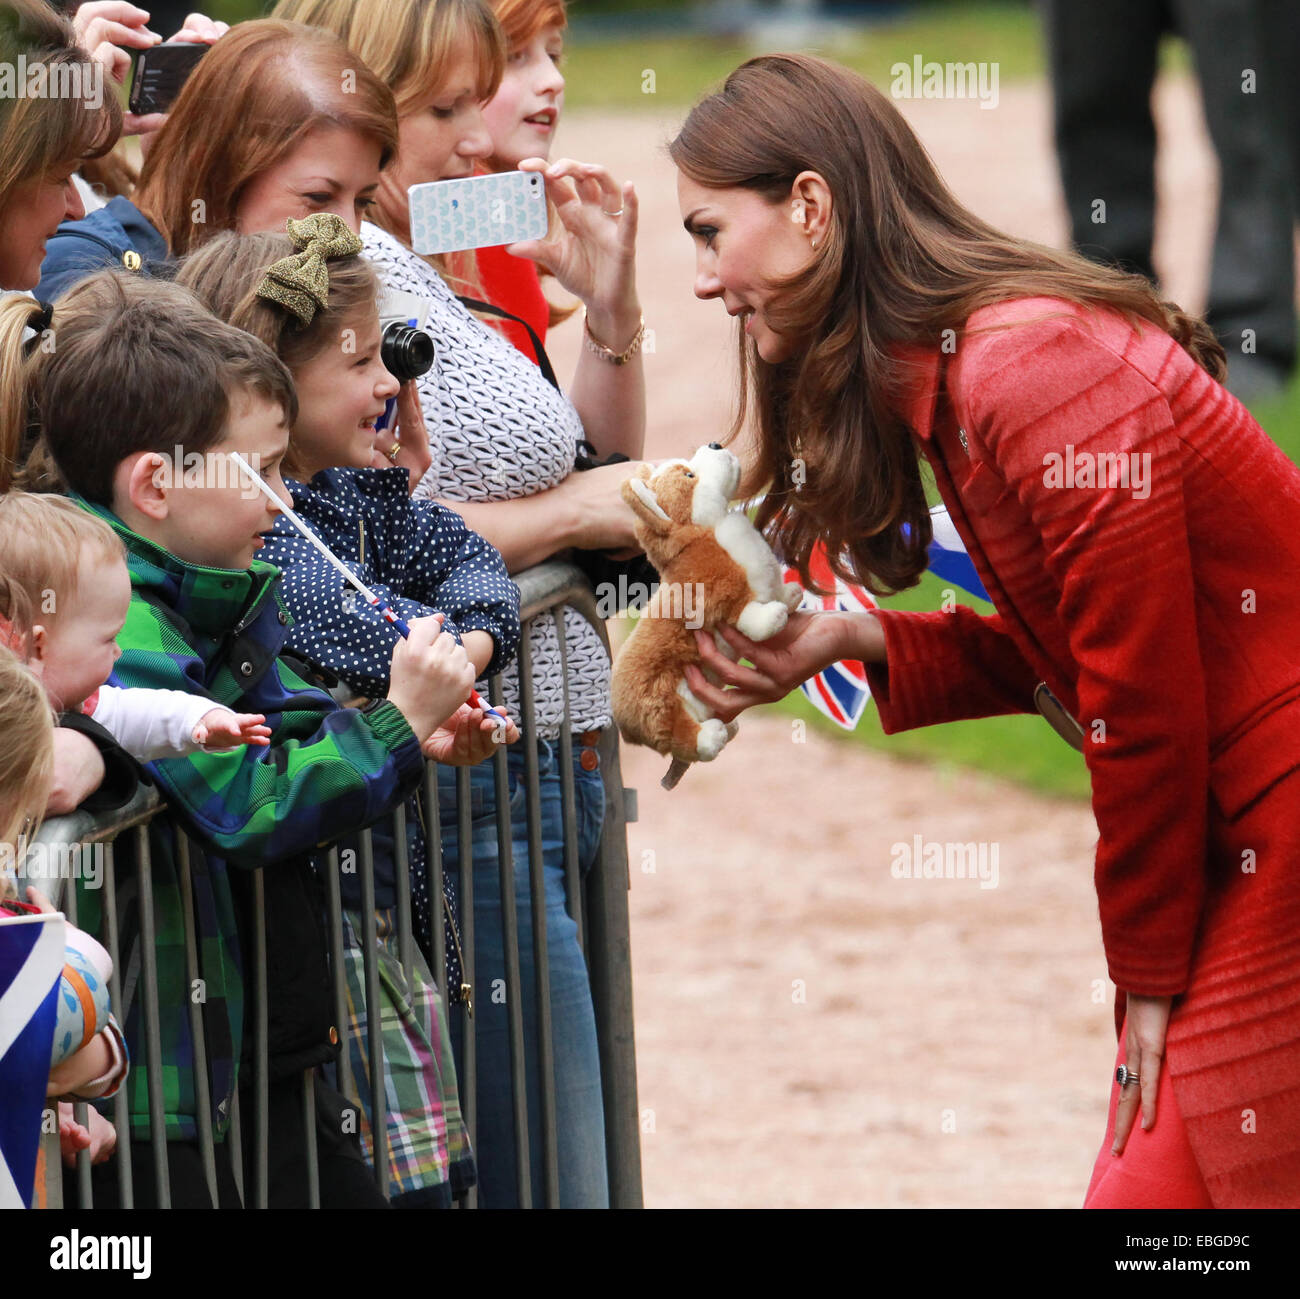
[672, 53, 1300, 1209]
[474, 0, 574, 357]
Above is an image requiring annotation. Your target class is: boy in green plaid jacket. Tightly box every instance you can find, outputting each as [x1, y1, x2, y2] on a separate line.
[35, 274, 497, 1207]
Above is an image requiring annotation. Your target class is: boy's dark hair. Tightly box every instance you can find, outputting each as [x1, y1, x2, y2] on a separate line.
[36, 271, 298, 504]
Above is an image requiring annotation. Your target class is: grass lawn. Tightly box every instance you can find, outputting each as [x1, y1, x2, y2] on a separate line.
[562, 2, 1046, 111]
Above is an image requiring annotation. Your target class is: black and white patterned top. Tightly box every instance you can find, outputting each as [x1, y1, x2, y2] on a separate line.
[362, 222, 611, 737]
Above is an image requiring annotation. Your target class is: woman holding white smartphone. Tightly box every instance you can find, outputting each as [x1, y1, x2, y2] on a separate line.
[273, 0, 644, 1210]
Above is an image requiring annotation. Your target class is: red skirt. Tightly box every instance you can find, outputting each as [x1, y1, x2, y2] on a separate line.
[1159, 762, 1300, 1206]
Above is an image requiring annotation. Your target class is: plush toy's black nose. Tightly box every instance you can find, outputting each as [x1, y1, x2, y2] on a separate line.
[707, 441, 721, 450]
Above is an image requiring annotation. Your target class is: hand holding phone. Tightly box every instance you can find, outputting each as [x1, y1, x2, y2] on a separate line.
[128, 39, 208, 116]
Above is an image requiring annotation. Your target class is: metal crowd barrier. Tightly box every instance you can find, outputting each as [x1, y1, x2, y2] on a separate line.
[29, 560, 643, 1209]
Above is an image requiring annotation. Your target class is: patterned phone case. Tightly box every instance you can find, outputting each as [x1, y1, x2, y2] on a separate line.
[408, 172, 548, 255]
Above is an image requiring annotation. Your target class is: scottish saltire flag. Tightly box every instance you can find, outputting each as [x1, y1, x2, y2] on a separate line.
[0, 911, 64, 1208]
[781, 506, 988, 730]
[924, 504, 988, 601]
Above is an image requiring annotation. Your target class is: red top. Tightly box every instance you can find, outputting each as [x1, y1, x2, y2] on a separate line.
[867, 298, 1300, 1202]
[475, 242, 549, 365]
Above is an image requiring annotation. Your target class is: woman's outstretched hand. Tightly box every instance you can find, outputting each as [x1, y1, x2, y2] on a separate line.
[683, 609, 882, 725]
[506, 157, 640, 347]
[1112, 993, 1173, 1156]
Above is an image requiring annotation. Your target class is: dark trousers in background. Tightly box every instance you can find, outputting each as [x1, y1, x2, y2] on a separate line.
[1043, 0, 1299, 388]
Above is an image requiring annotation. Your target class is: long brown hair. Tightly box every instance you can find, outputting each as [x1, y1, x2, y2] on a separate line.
[134, 19, 399, 255]
[670, 54, 1225, 596]
[0, 0, 121, 232]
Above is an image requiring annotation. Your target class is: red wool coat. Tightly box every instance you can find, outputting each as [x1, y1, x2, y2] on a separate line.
[865, 296, 1300, 1207]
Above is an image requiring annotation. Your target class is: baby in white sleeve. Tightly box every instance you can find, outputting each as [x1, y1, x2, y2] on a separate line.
[0, 493, 270, 767]
[81, 684, 270, 761]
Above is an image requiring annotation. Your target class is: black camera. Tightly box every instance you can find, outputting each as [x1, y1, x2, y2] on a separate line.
[380, 319, 434, 383]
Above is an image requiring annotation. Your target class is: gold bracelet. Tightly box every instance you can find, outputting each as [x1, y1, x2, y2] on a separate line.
[583, 311, 645, 365]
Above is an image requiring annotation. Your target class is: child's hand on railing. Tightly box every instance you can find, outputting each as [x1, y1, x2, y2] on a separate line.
[387, 614, 480, 743]
[56, 1100, 117, 1168]
[193, 708, 272, 750]
[421, 702, 519, 765]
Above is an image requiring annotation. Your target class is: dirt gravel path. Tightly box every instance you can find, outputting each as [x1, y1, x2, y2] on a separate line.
[549, 75, 1226, 1207]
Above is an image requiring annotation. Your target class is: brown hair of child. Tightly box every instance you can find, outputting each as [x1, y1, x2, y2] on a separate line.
[0, 271, 298, 500]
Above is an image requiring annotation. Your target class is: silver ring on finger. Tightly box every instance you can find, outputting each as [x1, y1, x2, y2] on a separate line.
[1116, 1064, 1141, 1088]
[602, 207, 624, 218]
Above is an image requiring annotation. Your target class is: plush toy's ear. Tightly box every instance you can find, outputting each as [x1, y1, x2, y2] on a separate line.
[622, 475, 673, 534]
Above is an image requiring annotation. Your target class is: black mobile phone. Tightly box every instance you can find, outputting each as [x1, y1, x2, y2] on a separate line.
[128, 41, 208, 116]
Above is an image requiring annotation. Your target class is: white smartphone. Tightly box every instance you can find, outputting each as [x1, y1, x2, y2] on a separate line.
[407, 171, 548, 255]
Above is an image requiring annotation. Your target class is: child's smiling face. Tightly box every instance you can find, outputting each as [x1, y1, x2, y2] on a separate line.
[288, 305, 401, 480]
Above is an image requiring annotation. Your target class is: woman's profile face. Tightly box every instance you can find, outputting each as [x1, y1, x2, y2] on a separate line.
[0, 165, 85, 290]
[677, 172, 817, 364]
[390, 46, 493, 192]
[234, 124, 383, 237]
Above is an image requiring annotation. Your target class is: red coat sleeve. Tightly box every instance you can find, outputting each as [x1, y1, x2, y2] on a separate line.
[960, 316, 1209, 996]
[864, 605, 1039, 728]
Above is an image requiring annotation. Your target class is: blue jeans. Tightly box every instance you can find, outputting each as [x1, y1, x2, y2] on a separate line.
[437, 740, 608, 1208]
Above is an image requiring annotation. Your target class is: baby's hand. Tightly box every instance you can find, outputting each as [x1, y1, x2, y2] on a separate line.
[193, 708, 271, 750]
[57, 1101, 117, 1168]
[421, 703, 519, 765]
[25, 885, 55, 914]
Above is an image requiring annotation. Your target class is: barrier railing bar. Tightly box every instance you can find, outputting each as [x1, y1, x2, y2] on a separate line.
[324, 846, 351, 1102]
[452, 762, 476, 1209]
[175, 834, 219, 1207]
[586, 721, 643, 1209]
[420, 764, 447, 1019]
[252, 869, 269, 1209]
[101, 840, 133, 1208]
[55, 870, 94, 1207]
[392, 803, 414, 989]
[517, 632, 559, 1208]
[553, 622, 585, 954]
[303, 1068, 320, 1209]
[134, 821, 171, 1208]
[490, 670, 531, 1208]
[227, 1079, 245, 1207]
[358, 828, 388, 1197]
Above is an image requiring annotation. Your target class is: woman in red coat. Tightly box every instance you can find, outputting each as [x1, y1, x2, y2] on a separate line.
[671, 54, 1300, 1208]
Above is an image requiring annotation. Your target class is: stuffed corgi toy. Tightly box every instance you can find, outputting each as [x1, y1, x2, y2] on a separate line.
[611, 443, 802, 788]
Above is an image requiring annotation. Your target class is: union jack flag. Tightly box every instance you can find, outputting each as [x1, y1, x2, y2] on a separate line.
[782, 506, 989, 730]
